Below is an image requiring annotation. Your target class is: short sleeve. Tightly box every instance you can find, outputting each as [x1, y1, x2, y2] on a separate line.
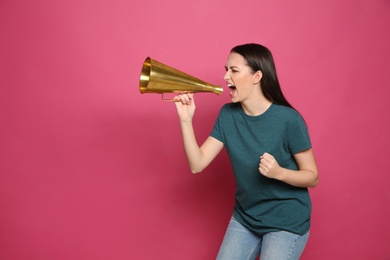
[210, 106, 226, 144]
[287, 114, 312, 154]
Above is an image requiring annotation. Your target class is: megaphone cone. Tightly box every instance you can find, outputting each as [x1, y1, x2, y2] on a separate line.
[139, 57, 223, 99]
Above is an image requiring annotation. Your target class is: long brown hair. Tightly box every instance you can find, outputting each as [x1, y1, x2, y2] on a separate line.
[231, 43, 295, 110]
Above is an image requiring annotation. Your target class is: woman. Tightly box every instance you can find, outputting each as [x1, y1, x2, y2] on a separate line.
[174, 43, 318, 260]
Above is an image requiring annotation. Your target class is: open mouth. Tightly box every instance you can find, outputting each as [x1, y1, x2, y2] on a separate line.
[228, 83, 236, 91]
[228, 84, 237, 97]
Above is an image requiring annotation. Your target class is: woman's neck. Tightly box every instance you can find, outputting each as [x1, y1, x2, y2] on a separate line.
[241, 97, 272, 116]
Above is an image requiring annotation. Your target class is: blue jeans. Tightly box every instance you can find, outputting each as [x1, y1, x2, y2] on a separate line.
[216, 217, 309, 260]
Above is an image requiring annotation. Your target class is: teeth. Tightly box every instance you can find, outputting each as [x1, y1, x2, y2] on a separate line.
[227, 83, 235, 87]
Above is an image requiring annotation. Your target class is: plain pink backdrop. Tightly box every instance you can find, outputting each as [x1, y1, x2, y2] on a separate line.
[1, 0, 389, 259]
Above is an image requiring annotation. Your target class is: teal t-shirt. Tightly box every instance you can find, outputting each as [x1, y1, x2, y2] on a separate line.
[210, 103, 312, 235]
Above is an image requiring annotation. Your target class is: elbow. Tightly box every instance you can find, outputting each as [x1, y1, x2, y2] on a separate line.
[188, 161, 207, 174]
[309, 179, 319, 188]
[190, 165, 205, 174]
[190, 168, 203, 174]
[309, 172, 319, 188]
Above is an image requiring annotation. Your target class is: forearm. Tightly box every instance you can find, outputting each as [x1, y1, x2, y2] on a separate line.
[277, 168, 318, 188]
[174, 94, 222, 173]
[179, 121, 205, 173]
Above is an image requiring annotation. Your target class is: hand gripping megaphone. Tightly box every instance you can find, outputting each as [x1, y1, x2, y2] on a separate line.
[139, 57, 223, 101]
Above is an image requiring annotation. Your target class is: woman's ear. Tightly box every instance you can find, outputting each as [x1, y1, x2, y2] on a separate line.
[253, 70, 263, 85]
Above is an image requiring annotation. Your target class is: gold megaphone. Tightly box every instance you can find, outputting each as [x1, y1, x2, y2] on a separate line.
[139, 57, 223, 101]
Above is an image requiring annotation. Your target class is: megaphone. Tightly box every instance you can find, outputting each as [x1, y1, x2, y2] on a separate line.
[139, 57, 223, 101]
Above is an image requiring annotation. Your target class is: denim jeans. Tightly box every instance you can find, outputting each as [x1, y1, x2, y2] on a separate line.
[216, 216, 309, 260]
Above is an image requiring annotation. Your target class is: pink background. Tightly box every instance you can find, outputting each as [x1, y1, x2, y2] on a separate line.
[1, 0, 389, 259]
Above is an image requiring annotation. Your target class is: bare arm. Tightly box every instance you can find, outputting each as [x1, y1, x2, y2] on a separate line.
[259, 149, 319, 188]
[175, 93, 223, 173]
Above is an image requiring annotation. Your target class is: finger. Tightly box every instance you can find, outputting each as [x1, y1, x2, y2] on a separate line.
[260, 156, 269, 166]
[175, 94, 187, 105]
[260, 158, 265, 166]
[265, 153, 275, 160]
[262, 152, 270, 159]
[259, 161, 267, 170]
[173, 96, 181, 102]
[262, 153, 275, 163]
[259, 165, 267, 175]
[181, 94, 192, 104]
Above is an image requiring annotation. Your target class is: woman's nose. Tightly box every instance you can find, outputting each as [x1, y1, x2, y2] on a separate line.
[223, 71, 230, 81]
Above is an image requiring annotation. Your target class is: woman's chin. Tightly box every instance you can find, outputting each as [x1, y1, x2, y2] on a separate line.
[229, 89, 238, 102]
[230, 96, 239, 103]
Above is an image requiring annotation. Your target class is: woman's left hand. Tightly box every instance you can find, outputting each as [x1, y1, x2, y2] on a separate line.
[259, 152, 282, 180]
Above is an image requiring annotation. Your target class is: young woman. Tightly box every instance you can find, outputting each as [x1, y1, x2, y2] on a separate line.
[174, 43, 318, 260]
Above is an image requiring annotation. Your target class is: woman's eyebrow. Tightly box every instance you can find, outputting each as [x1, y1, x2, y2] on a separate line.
[225, 65, 239, 69]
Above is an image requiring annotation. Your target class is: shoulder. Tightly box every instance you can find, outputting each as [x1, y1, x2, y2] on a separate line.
[218, 102, 241, 115]
[271, 104, 299, 115]
[271, 104, 303, 122]
[220, 102, 240, 111]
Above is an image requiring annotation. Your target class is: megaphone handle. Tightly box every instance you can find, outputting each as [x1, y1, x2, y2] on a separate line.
[162, 93, 187, 102]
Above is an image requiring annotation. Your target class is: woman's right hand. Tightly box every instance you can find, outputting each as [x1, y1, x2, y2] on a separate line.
[174, 93, 196, 123]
